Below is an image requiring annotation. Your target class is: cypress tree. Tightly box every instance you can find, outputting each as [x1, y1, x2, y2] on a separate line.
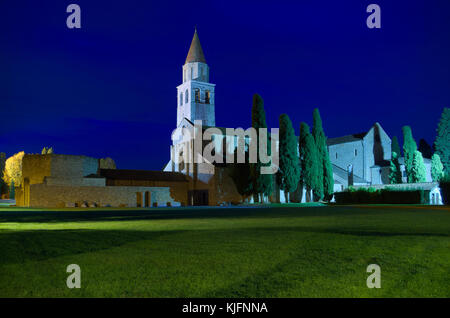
[431, 153, 444, 182]
[278, 114, 300, 202]
[250, 94, 273, 203]
[41, 147, 47, 155]
[299, 122, 320, 200]
[312, 108, 332, 200]
[402, 126, 418, 183]
[389, 152, 402, 184]
[434, 107, 450, 174]
[230, 148, 253, 201]
[391, 136, 401, 157]
[411, 150, 426, 183]
[323, 156, 334, 200]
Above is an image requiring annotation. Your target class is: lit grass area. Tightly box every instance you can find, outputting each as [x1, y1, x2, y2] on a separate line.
[0, 205, 449, 297]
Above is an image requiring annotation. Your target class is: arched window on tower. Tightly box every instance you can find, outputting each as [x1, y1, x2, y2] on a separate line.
[205, 91, 210, 104]
[194, 88, 200, 103]
[180, 92, 183, 106]
[185, 89, 189, 103]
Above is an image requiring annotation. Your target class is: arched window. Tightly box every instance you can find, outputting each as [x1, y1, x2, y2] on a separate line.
[185, 89, 189, 103]
[194, 88, 200, 103]
[179, 92, 183, 106]
[205, 91, 210, 104]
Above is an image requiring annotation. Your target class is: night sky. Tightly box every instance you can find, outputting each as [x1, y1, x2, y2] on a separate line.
[1, 0, 449, 170]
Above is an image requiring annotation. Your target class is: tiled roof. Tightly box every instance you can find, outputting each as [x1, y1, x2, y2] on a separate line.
[327, 132, 367, 146]
[99, 169, 188, 182]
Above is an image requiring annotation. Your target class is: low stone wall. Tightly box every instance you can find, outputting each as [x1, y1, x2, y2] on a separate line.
[27, 184, 187, 208]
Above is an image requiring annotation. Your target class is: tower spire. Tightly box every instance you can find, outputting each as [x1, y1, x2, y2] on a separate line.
[185, 28, 206, 64]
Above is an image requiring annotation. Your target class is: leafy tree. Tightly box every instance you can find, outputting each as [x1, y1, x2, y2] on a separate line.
[41, 147, 48, 154]
[402, 126, 417, 183]
[431, 153, 444, 182]
[434, 107, 450, 174]
[312, 108, 333, 200]
[299, 122, 320, 200]
[411, 150, 426, 183]
[250, 94, 273, 202]
[418, 139, 432, 159]
[391, 136, 401, 157]
[278, 114, 300, 202]
[47, 147, 54, 154]
[99, 157, 117, 169]
[0, 152, 5, 196]
[3, 151, 25, 188]
[9, 180, 15, 200]
[389, 152, 402, 184]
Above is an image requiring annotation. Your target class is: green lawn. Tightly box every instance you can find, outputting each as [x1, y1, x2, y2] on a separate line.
[0, 205, 449, 297]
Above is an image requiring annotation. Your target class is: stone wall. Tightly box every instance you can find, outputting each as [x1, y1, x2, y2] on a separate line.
[327, 123, 392, 184]
[22, 154, 52, 185]
[49, 154, 98, 178]
[45, 177, 106, 187]
[329, 140, 365, 180]
[363, 123, 391, 182]
[27, 184, 187, 208]
[22, 154, 99, 185]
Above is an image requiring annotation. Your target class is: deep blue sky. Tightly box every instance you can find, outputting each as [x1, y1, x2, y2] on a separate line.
[1, 0, 449, 169]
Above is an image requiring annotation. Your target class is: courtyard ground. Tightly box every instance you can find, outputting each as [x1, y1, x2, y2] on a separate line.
[0, 204, 449, 297]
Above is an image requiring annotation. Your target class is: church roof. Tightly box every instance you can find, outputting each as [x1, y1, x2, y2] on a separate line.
[185, 29, 206, 64]
[327, 132, 367, 146]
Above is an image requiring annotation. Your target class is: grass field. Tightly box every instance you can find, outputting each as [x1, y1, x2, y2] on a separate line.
[0, 205, 449, 298]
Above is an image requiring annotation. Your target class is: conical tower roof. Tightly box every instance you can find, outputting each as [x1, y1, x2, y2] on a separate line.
[185, 29, 206, 64]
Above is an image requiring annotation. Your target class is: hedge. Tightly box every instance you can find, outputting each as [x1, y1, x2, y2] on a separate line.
[334, 187, 428, 204]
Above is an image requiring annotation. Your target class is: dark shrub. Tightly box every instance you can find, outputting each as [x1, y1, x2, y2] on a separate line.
[334, 187, 427, 204]
[439, 175, 450, 205]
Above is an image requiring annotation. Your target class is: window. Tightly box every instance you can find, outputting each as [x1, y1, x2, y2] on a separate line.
[191, 67, 193, 79]
[194, 88, 200, 103]
[205, 91, 210, 104]
[179, 92, 183, 106]
[185, 89, 189, 103]
[354, 149, 357, 156]
[335, 152, 338, 159]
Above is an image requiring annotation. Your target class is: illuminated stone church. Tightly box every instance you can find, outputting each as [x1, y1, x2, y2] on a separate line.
[163, 30, 437, 204]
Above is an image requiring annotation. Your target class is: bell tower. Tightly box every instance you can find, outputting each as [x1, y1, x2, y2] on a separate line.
[177, 29, 216, 127]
